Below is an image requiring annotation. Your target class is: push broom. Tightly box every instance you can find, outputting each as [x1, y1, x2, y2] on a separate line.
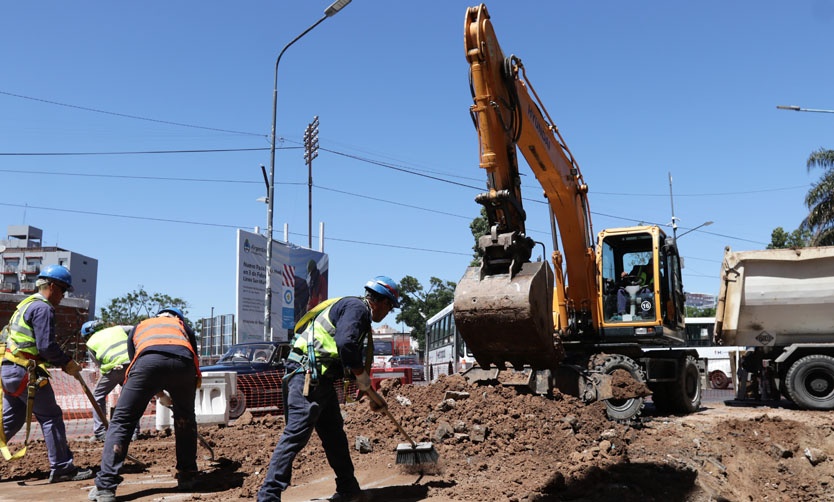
[365, 387, 438, 465]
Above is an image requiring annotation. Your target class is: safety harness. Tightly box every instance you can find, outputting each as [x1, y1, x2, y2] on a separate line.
[0, 319, 51, 461]
[282, 297, 374, 420]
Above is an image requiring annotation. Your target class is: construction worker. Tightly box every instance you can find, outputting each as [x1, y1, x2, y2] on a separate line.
[81, 319, 137, 441]
[0, 265, 94, 482]
[257, 275, 400, 502]
[89, 307, 201, 502]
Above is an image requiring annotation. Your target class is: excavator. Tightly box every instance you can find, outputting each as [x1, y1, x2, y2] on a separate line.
[453, 4, 701, 420]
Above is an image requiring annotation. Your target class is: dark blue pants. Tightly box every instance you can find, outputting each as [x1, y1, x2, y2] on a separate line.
[94, 352, 198, 491]
[258, 366, 359, 501]
[1, 362, 75, 476]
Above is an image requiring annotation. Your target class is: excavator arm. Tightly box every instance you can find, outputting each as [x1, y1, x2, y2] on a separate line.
[454, 4, 601, 371]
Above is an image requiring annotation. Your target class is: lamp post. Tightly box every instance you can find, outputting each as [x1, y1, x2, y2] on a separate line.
[264, 0, 352, 341]
[676, 220, 713, 239]
[776, 105, 834, 114]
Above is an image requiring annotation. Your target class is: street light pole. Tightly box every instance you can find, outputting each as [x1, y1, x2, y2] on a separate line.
[676, 220, 713, 239]
[264, 0, 352, 341]
[776, 105, 834, 114]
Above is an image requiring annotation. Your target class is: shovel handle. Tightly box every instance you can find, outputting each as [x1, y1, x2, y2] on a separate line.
[73, 373, 146, 467]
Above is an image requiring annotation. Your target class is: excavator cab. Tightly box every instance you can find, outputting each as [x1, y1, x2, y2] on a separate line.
[598, 226, 686, 344]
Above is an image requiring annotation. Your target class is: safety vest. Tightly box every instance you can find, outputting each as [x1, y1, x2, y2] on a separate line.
[86, 326, 130, 374]
[4, 294, 50, 364]
[291, 297, 371, 376]
[125, 317, 201, 380]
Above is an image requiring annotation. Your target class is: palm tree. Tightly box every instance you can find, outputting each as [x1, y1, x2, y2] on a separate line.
[801, 148, 834, 246]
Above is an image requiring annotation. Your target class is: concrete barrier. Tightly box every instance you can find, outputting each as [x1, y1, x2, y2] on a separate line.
[156, 371, 236, 430]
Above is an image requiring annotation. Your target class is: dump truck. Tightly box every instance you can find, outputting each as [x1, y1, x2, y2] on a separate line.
[453, 4, 701, 421]
[714, 245, 834, 410]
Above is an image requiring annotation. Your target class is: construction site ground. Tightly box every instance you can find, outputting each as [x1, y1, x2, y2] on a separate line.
[2, 374, 833, 502]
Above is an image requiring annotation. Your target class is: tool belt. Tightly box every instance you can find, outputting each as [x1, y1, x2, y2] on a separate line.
[287, 349, 336, 376]
[4, 349, 40, 368]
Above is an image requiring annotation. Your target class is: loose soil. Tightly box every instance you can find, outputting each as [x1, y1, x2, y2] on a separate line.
[2, 374, 834, 501]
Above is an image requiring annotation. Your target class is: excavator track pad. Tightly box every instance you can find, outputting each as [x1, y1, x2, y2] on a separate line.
[454, 261, 563, 371]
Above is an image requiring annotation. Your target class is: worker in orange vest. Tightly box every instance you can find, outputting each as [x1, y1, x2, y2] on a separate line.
[89, 307, 201, 502]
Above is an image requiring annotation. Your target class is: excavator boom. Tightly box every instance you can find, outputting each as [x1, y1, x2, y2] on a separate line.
[454, 4, 597, 371]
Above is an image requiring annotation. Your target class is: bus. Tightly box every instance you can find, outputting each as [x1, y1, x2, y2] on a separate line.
[425, 303, 475, 382]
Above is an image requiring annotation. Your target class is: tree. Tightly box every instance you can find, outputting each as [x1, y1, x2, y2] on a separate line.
[395, 275, 456, 350]
[767, 226, 811, 249]
[99, 286, 192, 330]
[801, 148, 834, 246]
[685, 305, 716, 318]
[469, 207, 489, 266]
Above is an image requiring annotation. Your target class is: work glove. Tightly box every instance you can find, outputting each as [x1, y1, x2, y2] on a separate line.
[156, 391, 173, 407]
[354, 370, 372, 392]
[63, 359, 82, 376]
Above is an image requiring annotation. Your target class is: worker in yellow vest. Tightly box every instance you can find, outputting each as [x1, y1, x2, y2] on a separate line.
[81, 320, 138, 441]
[0, 265, 94, 482]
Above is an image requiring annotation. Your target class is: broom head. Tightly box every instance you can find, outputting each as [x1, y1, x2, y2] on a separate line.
[395, 441, 439, 465]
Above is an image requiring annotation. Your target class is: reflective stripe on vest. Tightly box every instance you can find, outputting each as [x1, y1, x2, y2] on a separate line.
[86, 326, 130, 374]
[125, 317, 201, 379]
[5, 294, 50, 361]
[291, 297, 370, 375]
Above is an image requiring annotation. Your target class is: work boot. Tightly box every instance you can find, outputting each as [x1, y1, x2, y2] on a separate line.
[176, 470, 199, 491]
[327, 490, 365, 502]
[49, 466, 94, 483]
[88, 486, 117, 502]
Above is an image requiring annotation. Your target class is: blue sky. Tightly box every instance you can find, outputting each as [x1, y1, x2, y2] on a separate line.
[2, 1, 833, 329]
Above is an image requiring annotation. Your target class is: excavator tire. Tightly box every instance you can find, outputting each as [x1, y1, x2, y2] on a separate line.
[593, 354, 646, 421]
[667, 355, 702, 414]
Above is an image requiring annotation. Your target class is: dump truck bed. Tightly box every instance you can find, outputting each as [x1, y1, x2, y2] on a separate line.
[716, 246, 834, 347]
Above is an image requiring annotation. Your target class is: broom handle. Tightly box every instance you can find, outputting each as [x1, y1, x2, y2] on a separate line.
[366, 388, 417, 448]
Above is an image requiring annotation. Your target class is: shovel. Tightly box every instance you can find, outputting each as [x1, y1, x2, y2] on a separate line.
[365, 387, 438, 465]
[72, 372, 146, 467]
[159, 399, 215, 461]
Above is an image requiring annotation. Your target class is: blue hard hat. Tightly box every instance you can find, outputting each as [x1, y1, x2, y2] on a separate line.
[38, 264, 73, 292]
[364, 275, 400, 307]
[158, 307, 185, 320]
[81, 319, 104, 337]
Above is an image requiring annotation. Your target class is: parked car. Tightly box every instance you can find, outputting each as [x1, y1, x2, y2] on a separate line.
[389, 355, 425, 381]
[201, 342, 291, 418]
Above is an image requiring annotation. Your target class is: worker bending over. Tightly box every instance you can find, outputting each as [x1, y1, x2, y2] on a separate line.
[258, 275, 400, 502]
[89, 307, 201, 502]
[81, 319, 138, 441]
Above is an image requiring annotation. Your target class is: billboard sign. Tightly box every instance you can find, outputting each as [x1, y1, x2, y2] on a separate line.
[236, 229, 328, 343]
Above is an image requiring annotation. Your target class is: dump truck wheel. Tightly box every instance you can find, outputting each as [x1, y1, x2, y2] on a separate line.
[229, 393, 247, 419]
[709, 370, 730, 389]
[785, 354, 834, 410]
[669, 355, 702, 413]
[595, 354, 645, 421]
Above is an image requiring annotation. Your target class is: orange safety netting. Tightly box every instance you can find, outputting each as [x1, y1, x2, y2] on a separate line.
[4, 367, 359, 442]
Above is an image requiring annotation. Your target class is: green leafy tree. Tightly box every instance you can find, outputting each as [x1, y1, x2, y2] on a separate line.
[767, 226, 811, 249]
[395, 276, 456, 350]
[99, 286, 192, 330]
[801, 148, 834, 245]
[685, 305, 716, 318]
[469, 207, 489, 266]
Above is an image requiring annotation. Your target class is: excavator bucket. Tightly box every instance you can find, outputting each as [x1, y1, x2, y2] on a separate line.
[453, 261, 563, 371]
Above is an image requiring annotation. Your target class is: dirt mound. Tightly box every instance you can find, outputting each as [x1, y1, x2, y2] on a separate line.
[2, 375, 834, 501]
